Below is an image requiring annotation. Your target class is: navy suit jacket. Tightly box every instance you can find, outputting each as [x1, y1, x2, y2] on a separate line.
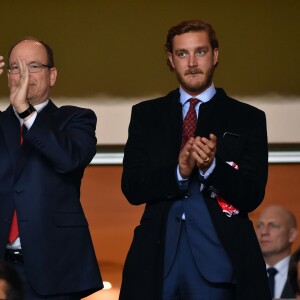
[281, 278, 296, 298]
[0, 100, 102, 297]
[120, 88, 271, 300]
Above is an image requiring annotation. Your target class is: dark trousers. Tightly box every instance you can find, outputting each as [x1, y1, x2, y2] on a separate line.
[7, 261, 81, 300]
[163, 221, 235, 300]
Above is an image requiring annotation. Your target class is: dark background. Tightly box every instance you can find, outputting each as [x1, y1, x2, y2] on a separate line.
[1, 0, 299, 99]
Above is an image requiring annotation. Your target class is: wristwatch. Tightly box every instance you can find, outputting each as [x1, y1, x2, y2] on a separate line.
[18, 104, 36, 119]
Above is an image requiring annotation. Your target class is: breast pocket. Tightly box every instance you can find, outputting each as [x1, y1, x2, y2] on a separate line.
[218, 131, 245, 161]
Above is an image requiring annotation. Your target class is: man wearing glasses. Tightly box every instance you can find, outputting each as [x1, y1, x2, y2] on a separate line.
[0, 39, 102, 299]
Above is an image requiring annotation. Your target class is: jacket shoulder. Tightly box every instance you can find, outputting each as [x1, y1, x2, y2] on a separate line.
[132, 89, 180, 113]
[43, 102, 97, 128]
[216, 88, 266, 118]
[57, 105, 95, 115]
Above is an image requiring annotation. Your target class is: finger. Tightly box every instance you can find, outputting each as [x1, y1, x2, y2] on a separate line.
[0, 57, 4, 75]
[209, 133, 217, 143]
[17, 59, 29, 92]
[181, 137, 194, 152]
[194, 138, 210, 155]
[200, 135, 217, 153]
[18, 58, 28, 79]
[192, 143, 209, 162]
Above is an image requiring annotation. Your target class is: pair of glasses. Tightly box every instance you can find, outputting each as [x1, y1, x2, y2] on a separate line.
[8, 63, 51, 74]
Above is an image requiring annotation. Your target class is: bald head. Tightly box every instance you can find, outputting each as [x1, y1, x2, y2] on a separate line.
[260, 204, 297, 227]
[8, 37, 54, 68]
[255, 204, 298, 265]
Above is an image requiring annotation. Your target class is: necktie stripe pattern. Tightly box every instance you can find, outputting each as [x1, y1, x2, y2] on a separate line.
[181, 98, 200, 149]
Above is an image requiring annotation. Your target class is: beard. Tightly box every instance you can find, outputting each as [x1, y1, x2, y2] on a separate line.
[174, 65, 215, 95]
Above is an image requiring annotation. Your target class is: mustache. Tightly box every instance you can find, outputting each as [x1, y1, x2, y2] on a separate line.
[185, 68, 203, 75]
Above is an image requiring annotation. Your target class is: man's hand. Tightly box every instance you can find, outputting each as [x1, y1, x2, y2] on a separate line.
[178, 137, 196, 179]
[192, 134, 217, 172]
[0, 56, 4, 75]
[9, 57, 30, 113]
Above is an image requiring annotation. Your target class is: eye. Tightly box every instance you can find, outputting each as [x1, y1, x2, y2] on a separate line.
[268, 223, 280, 229]
[196, 49, 206, 56]
[29, 63, 40, 70]
[176, 51, 187, 58]
[256, 223, 263, 230]
[10, 65, 19, 71]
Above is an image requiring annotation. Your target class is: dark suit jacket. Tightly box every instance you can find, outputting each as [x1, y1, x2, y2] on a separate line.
[0, 100, 102, 297]
[281, 278, 296, 298]
[120, 88, 271, 300]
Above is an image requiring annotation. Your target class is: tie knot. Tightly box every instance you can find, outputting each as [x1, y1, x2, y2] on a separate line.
[189, 98, 200, 108]
[267, 267, 278, 277]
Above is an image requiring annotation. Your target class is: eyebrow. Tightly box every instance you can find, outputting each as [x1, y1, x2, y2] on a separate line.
[174, 48, 188, 53]
[174, 46, 209, 53]
[9, 60, 41, 65]
[257, 221, 281, 226]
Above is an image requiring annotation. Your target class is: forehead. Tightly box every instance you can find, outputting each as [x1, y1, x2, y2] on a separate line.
[258, 207, 289, 224]
[9, 40, 47, 64]
[172, 31, 210, 50]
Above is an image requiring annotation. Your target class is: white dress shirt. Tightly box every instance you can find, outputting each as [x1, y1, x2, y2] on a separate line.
[267, 255, 291, 299]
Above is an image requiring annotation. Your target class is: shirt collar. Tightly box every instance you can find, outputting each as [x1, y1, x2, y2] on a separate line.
[33, 99, 49, 112]
[266, 255, 290, 273]
[179, 83, 216, 105]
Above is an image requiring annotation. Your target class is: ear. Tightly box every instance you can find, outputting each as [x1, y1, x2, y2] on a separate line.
[168, 52, 175, 69]
[49, 67, 57, 87]
[289, 228, 299, 243]
[213, 48, 219, 67]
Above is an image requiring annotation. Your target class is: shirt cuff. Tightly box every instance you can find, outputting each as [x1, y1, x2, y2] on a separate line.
[176, 165, 189, 190]
[23, 111, 37, 129]
[199, 157, 216, 179]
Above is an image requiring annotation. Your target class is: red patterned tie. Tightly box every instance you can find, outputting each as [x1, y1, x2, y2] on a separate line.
[8, 125, 24, 243]
[181, 98, 200, 149]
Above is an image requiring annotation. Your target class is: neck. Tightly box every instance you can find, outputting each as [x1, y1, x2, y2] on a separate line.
[265, 252, 290, 267]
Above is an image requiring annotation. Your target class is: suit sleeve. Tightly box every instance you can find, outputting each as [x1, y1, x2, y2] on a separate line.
[121, 105, 181, 206]
[24, 107, 97, 173]
[204, 109, 268, 212]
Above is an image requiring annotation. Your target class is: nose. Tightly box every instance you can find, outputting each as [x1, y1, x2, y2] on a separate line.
[259, 226, 270, 236]
[188, 54, 197, 67]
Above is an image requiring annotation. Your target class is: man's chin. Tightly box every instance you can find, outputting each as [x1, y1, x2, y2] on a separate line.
[182, 83, 208, 95]
[26, 94, 34, 102]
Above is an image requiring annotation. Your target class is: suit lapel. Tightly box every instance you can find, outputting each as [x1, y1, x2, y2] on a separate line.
[14, 100, 57, 182]
[195, 88, 227, 139]
[1, 106, 22, 165]
[281, 278, 295, 298]
[165, 89, 182, 156]
[14, 135, 34, 182]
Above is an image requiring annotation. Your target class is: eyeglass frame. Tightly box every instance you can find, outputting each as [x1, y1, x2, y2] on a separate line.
[7, 62, 52, 74]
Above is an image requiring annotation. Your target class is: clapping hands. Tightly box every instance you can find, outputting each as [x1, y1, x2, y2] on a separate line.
[0, 56, 4, 75]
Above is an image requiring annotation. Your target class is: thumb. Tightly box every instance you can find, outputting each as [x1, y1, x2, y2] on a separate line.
[209, 133, 217, 143]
